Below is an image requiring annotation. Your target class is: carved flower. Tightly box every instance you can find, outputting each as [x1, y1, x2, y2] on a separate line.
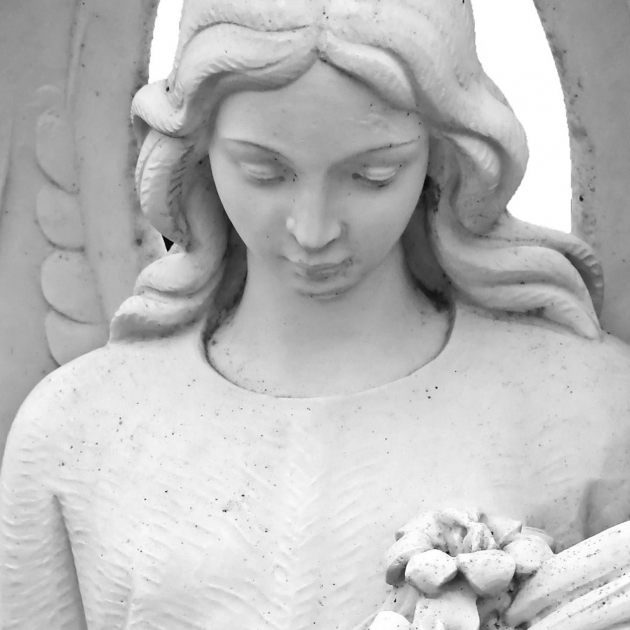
[373, 510, 555, 630]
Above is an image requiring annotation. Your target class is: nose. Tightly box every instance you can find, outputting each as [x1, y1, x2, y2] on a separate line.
[286, 184, 342, 250]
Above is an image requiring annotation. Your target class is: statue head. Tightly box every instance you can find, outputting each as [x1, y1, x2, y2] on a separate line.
[111, 0, 603, 341]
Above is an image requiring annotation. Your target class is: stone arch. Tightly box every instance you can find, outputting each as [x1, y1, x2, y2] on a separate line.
[535, 1, 630, 341]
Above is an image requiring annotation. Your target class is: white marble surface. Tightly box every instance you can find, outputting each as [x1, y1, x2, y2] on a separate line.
[4, 1, 630, 629]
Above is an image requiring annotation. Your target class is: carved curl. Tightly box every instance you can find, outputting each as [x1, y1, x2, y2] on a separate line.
[110, 0, 603, 342]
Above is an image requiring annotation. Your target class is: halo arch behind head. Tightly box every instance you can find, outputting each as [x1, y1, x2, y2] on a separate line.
[110, 0, 602, 343]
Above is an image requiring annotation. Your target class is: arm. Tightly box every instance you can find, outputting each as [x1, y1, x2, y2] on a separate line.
[0, 401, 86, 630]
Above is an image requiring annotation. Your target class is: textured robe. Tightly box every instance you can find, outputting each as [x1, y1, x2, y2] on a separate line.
[3, 303, 630, 629]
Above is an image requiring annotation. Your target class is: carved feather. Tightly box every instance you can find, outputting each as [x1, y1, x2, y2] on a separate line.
[23, 1, 163, 367]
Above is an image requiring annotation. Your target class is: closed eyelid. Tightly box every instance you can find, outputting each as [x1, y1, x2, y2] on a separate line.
[240, 159, 285, 171]
[361, 165, 400, 176]
[240, 162, 288, 182]
[351, 160, 405, 180]
[223, 141, 291, 176]
[241, 162, 278, 172]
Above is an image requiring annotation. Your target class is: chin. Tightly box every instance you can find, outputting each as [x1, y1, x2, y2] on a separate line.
[292, 276, 358, 301]
[301, 289, 348, 301]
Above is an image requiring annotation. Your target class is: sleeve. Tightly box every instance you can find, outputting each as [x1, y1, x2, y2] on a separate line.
[0, 398, 87, 630]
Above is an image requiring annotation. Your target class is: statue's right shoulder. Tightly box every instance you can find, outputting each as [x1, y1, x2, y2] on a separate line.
[4, 330, 203, 468]
[4, 344, 131, 462]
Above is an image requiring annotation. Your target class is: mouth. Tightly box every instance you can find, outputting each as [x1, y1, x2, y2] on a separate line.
[289, 258, 351, 280]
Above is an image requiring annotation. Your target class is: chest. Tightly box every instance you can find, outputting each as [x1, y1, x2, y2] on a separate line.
[65, 393, 616, 629]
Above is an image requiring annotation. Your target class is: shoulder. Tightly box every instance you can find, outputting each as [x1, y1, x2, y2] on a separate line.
[3, 345, 127, 479]
[3, 328, 206, 475]
[456, 302, 630, 374]
[18, 323, 205, 406]
[11, 340, 155, 428]
[451, 303, 630, 415]
[460, 308, 630, 539]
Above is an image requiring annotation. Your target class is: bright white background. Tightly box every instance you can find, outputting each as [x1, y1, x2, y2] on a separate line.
[149, 0, 571, 232]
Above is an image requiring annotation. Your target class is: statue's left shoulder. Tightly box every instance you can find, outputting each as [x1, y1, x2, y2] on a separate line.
[456, 304, 630, 419]
[532, 324, 630, 405]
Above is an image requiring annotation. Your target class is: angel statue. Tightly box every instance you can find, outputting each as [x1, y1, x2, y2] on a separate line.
[3, 0, 630, 629]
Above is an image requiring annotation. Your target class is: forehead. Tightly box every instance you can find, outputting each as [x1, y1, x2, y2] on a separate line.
[212, 62, 425, 161]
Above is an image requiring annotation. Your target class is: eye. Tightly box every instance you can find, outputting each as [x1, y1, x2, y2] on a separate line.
[352, 165, 401, 188]
[240, 162, 288, 184]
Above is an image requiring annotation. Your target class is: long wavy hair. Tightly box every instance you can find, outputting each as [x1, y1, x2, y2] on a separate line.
[110, 0, 603, 343]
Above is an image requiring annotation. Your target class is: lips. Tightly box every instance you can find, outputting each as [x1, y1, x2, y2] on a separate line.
[289, 258, 351, 280]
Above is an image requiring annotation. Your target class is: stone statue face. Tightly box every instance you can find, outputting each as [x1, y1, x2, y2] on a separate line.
[209, 61, 429, 299]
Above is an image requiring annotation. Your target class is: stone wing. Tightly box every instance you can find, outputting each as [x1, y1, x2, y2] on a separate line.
[0, 0, 164, 456]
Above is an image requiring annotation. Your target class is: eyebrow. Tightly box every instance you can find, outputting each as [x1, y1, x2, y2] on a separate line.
[222, 138, 422, 159]
[361, 139, 423, 155]
[223, 139, 285, 158]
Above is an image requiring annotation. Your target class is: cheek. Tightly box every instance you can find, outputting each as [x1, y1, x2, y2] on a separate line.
[353, 179, 424, 258]
[210, 156, 283, 254]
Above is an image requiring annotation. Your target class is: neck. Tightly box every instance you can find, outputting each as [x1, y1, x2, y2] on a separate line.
[241, 245, 418, 349]
[209, 244, 450, 396]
